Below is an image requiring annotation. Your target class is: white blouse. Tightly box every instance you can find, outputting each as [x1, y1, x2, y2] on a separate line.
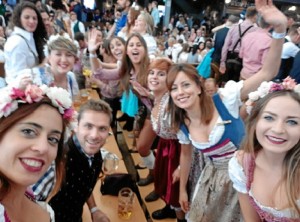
[0, 201, 55, 221]
[4, 27, 38, 84]
[142, 33, 157, 59]
[228, 155, 300, 219]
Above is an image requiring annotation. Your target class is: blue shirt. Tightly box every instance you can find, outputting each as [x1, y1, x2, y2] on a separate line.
[115, 12, 127, 36]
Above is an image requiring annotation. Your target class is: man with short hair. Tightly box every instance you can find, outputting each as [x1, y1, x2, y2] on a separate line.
[71, 0, 83, 22]
[49, 99, 112, 222]
[211, 15, 239, 65]
[151, 1, 160, 35]
[239, 15, 272, 80]
[284, 10, 298, 31]
[113, 0, 131, 36]
[70, 10, 85, 39]
[219, 6, 258, 81]
[204, 78, 218, 96]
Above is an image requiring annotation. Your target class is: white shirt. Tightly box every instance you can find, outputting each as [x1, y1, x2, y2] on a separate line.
[4, 27, 38, 84]
[70, 20, 85, 39]
[177, 52, 189, 63]
[282, 36, 300, 59]
[228, 154, 300, 219]
[142, 33, 157, 59]
[171, 43, 183, 63]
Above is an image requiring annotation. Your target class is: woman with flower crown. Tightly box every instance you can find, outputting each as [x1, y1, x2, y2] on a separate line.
[0, 83, 74, 222]
[17, 34, 80, 98]
[166, 0, 288, 221]
[228, 77, 300, 221]
[45, 34, 79, 98]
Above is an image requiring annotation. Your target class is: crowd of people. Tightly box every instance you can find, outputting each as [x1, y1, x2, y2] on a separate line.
[0, 0, 299, 222]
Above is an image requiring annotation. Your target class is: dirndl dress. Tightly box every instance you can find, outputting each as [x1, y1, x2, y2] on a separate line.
[179, 93, 245, 222]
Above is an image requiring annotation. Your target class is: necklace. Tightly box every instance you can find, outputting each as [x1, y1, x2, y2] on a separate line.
[153, 92, 169, 135]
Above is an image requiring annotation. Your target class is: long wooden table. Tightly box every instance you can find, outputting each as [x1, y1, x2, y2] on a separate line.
[80, 90, 146, 222]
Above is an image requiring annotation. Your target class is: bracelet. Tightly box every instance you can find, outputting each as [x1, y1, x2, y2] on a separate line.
[89, 53, 97, 58]
[272, 31, 286, 39]
[114, 19, 118, 23]
[90, 207, 100, 214]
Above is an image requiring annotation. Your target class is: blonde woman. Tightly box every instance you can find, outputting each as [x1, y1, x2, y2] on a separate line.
[133, 11, 157, 59]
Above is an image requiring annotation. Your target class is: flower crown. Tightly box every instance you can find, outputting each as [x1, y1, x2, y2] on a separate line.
[246, 77, 300, 114]
[0, 84, 74, 121]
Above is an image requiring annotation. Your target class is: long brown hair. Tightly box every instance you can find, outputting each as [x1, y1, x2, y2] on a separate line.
[242, 90, 300, 217]
[125, 6, 141, 35]
[119, 33, 150, 93]
[166, 63, 214, 131]
[12, 1, 48, 63]
[0, 98, 67, 200]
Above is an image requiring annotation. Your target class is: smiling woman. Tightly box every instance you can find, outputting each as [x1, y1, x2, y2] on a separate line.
[229, 79, 300, 221]
[27, 34, 80, 98]
[0, 83, 73, 222]
[165, 0, 289, 220]
[4, 1, 47, 85]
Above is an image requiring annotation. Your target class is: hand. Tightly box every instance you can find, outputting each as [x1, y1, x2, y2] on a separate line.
[172, 167, 180, 184]
[91, 210, 110, 222]
[88, 29, 101, 54]
[179, 190, 190, 213]
[130, 80, 151, 98]
[19, 76, 33, 90]
[255, 0, 287, 32]
[17, 70, 33, 89]
[90, 76, 103, 87]
[219, 66, 226, 74]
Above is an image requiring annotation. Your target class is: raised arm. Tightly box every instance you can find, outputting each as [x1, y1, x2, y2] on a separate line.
[88, 29, 102, 72]
[241, 0, 287, 100]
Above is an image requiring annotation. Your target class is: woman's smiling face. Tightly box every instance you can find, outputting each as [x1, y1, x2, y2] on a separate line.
[110, 38, 125, 61]
[170, 71, 201, 111]
[0, 105, 63, 187]
[126, 36, 146, 65]
[255, 95, 300, 155]
[148, 68, 167, 93]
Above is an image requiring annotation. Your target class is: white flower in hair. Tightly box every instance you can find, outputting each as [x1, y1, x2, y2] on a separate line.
[45, 86, 73, 114]
[256, 81, 273, 98]
[246, 77, 300, 115]
[248, 91, 260, 101]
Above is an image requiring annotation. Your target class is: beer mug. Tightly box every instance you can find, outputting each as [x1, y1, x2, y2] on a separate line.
[102, 152, 119, 175]
[118, 187, 134, 220]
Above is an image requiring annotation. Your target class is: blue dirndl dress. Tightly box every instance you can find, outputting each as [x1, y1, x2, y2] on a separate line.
[180, 93, 244, 222]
